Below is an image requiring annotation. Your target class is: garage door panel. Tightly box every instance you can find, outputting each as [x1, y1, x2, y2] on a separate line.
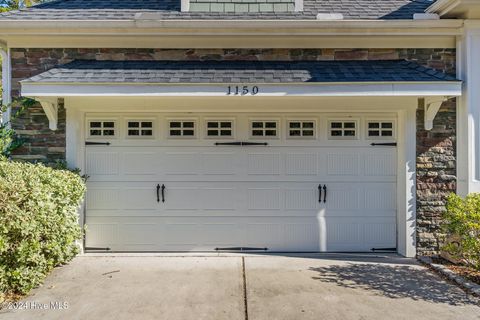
[164, 187, 202, 210]
[325, 217, 396, 251]
[363, 222, 397, 246]
[285, 153, 318, 176]
[85, 112, 398, 252]
[86, 151, 120, 176]
[202, 152, 240, 175]
[201, 187, 237, 210]
[86, 187, 120, 210]
[285, 189, 318, 210]
[123, 152, 157, 176]
[326, 220, 360, 245]
[283, 223, 321, 251]
[247, 188, 282, 210]
[85, 220, 119, 249]
[247, 153, 281, 176]
[244, 222, 321, 251]
[327, 153, 360, 176]
[118, 223, 158, 247]
[201, 223, 242, 246]
[121, 188, 158, 210]
[325, 186, 360, 210]
[164, 152, 201, 176]
[87, 147, 396, 182]
[323, 183, 396, 214]
[364, 152, 397, 177]
[85, 215, 394, 252]
[163, 223, 199, 247]
[161, 220, 242, 249]
[364, 185, 397, 211]
[246, 223, 284, 248]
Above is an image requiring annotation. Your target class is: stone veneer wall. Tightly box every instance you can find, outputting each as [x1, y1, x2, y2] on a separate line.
[9, 48, 456, 255]
[416, 100, 456, 255]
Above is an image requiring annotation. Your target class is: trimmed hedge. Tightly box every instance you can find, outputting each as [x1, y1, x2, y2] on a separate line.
[0, 160, 86, 296]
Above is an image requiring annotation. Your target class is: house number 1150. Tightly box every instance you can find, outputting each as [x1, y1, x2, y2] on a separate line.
[227, 85, 259, 95]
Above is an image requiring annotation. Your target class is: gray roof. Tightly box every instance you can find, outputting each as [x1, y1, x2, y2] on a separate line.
[23, 60, 458, 84]
[1, 0, 434, 20]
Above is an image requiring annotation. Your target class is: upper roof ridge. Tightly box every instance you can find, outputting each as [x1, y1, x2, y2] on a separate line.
[0, 0, 434, 21]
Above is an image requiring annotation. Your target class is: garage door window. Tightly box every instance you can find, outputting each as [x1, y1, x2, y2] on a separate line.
[328, 121, 357, 139]
[250, 120, 278, 138]
[168, 120, 196, 138]
[287, 120, 316, 139]
[88, 120, 116, 137]
[206, 120, 234, 138]
[367, 121, 394, 138]
[127, 121, 154, 137]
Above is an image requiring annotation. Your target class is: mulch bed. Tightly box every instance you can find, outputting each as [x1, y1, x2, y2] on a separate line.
[0, 293, 24, 309]
[431, 257, 480, 286]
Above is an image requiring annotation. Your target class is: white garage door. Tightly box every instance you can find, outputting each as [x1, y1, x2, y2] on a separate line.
[84, 113, 397, 252]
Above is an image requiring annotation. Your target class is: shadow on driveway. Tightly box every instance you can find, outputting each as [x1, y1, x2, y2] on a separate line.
[309, 263, 478, 306]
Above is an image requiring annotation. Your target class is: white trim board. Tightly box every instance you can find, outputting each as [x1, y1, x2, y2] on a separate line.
[22, 82, 462, 98]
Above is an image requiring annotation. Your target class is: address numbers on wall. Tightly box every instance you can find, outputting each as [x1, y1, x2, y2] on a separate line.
[227, 85, 259, 96]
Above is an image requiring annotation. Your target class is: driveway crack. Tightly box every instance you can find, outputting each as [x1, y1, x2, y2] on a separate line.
[242, 257, 249, 320]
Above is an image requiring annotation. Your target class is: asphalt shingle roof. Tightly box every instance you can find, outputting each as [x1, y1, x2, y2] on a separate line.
[23, 60, 458, 84]
[0, 0, 434, 20]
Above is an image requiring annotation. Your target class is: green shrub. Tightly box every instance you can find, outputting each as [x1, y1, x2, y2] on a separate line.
[443, 193, 480, 270]
[1, 98, 36, 157]
[0, 159, 86, 296]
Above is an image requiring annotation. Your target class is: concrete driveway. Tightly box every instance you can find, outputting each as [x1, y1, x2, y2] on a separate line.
[1, 253, 479, 320]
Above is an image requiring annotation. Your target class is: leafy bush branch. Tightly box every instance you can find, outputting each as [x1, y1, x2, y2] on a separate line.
[0, 160, 86, 297]
[0, 1, 49, 12]
[1, 97, 36, 157]
[443, 193, 480, 270]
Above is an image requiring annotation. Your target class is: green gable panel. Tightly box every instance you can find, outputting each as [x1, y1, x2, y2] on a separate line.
[189, 0, 295, 12]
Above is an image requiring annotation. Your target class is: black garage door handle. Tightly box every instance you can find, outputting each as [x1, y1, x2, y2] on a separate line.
[156, 184, 166, 203]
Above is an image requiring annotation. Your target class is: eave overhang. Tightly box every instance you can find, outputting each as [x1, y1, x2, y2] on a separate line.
[0, 18, 464, 32]
[21, 81, 462, 98]
[0, 19, 463, 48]
[22, 81, 462, 132]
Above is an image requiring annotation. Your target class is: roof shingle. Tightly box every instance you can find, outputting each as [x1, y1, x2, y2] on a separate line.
[23, 59, 458, 84]
[0, 0, 434, 20]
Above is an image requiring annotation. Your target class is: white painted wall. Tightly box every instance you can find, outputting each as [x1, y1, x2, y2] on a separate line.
[457, 21, 480, 196]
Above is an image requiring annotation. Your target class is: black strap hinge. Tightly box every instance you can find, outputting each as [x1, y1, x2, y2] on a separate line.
[371, 247, 397, 252]
[215, 247, 268, 251]
[370, 142, 397, 147]
[85, 247, 111, 251]
[215, 142, 268, 146]
[85, 141, 111, 146]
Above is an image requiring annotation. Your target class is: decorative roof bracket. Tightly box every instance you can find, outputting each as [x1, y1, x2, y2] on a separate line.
[424, 96, 448, 131]
[37, 97, 59, 131]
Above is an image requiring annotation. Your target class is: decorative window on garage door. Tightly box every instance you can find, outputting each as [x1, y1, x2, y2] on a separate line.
[168, 120, 196, 138]
[367, 121, 395, 138]
[250, 120, 279, 138]
[328, 120, 358, 139]
[88, 120, 116, 137]
[205, 120, 234, 138]
[127, 120, 154, 137]
[287, 120, 316, 139]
